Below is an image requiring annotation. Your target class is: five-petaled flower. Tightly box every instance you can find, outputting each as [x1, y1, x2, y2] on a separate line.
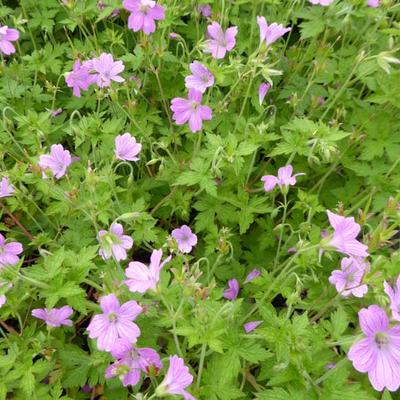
[261, 165, 304, 193]
[115, 133, 142, 161]
[0, 25, 19, 55]
[171, 89, 212, 133]
[32, 306, 74, 328]
[184, 61, 214, 94]
[123, 0, 165, 35]
[329, 257, 369, 298]
[0, 177, 15, 198]
[257, 17, 291, 46]
[348, 305, 400, 392]
[326, 210, 369, 258]
[156, 355, 195, 400]
[171, 225, 198, 254]
[91, 53, 125, 88]
[105, 338, 162, 386]
[204, 22, 238, 59]
[97, 223, 133, 262]
[87, 294, 142, 351]
[125, 249, 172, 293]
[65, 60, 95, 97]
[38, 144, 72, 180]
[0, 233, 23, 268]
[223, 279, 239, 300]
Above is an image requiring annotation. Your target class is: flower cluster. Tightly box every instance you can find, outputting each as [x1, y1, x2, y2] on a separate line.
[66, 53, 125, 97]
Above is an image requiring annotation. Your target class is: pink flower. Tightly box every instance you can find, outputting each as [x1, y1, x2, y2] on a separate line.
[243, 269, 261, 284]
[261, 165, 304, 192]
[367, 0, 380, 7]
[326, 210, 369, 258]
[32, 306, 74, 328]
[171, 89, 212, 133]
[65, 60, 95, 97]
[308, 0, 334, 5]
[156, 355, 195, 400]
[115, 133, 142, 161]
[0, 295, 5, 308]
[91, 53, 125, 88]
[87, 294, 142, 351]
[0, 177, 15, 198]
[38, 144, 72, 179]
[0, 234, 23, 268]
[0, 25, 19, 55]
[97, 223, 133, 261]
[105, 338, 162, 386]
[204, 22, 237, 59]
[123, 0, 165, 35]
[257, 17, 291, 46]
[244, 321, 262, 333]
[184, 61, 214, 94]
[329, 257, 369, 298]
[348, 305, 400, 392]
[124, 249, 171, 293]
[223, 279, 239, 300]
[198, 4, 211, 17]
[171, 225, 197, 254]
[384, 276, 400, 321]
[258, 82, 271, 105]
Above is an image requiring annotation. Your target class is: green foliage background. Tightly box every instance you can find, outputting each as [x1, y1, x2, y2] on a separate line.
[0, 0, 399, 399]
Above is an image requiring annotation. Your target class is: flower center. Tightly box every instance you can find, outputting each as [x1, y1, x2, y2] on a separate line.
[375, 332, 389, 348]
[191, 101, 199, 110]
[115, 364, 130, 376]
[108, 312, 118, 323]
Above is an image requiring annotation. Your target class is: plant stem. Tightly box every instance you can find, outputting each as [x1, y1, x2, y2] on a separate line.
[196, 343, 207, 390]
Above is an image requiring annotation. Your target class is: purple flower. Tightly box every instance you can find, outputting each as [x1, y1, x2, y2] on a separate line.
[97, 223, 133, 262]
[0, 25, 19, 55]
[223, 279, 239, 300]
[326, 210, 369, 258]
[50, 108, 63, 117]
[171, 225, 198, 254]
[115, 133, 142, 161]
[329, 257, 369, 298]
[65, 60, 95, 97]
[243, 269, 261, 284]
[257, 17, 291, 46]
[348, 305, 400, 392]
[38, 144, 72, 179]
[244, 321, 262, 333]
[105, 338, 162, 386]
[32, 306, 74, 327]
[156, 355, 195, 400]
[123, 0, 165, 35]
[171, 89, 212, 133]
[204, 22, 238, 59]
[367, 0, 379, 7]
[87, 294, 142, 351]
[184, 61, 214, 94]
[169, 32, 178, 39]
[0, 295, 5, 308]
[258, 82, 271, 105]
[125, 249, 172, 293]
[0, 177, 15, 198]
[384, 277, 400, 321]
[0, 234, 23, 268]
[91, 53, 125, 88]
[308, 0, 334, 5]
[198, 4, 211, 17]
[261, 165, 304, 192]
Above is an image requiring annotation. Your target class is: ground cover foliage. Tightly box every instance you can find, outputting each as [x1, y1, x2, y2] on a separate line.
[0, 0, 400, 399]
